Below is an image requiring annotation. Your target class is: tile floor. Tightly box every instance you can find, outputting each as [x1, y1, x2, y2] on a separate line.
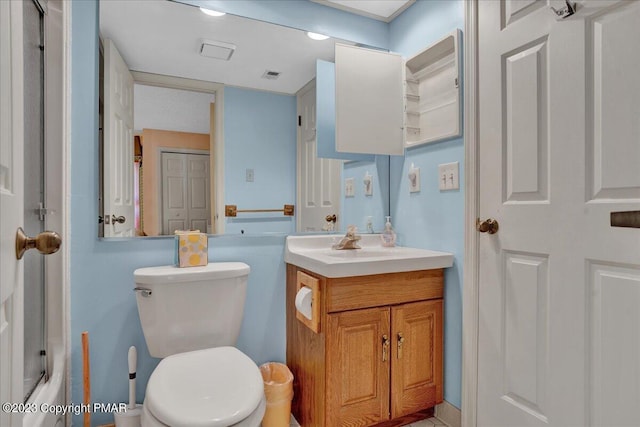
[290, 416, 449, 427]
[407, 418, 448, 427]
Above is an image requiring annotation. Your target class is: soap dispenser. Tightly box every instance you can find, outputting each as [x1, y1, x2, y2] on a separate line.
[381, 216, 396, 247]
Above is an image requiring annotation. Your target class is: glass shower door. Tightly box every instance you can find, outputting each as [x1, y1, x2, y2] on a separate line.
[23, 0, 46, 402]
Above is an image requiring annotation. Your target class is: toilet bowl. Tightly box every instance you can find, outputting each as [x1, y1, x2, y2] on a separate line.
[134, 263, 263, 427]
[140, 347, 265, 427]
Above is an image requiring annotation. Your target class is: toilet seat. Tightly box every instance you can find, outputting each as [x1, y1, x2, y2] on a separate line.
[142, 396, 266, 427]
[144, 347, 264, 427]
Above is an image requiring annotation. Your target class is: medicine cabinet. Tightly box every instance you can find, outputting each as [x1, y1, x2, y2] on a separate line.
[327, 29, 461, 157]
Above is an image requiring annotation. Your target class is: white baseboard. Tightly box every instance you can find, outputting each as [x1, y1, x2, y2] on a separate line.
[436, 400, 462, 427]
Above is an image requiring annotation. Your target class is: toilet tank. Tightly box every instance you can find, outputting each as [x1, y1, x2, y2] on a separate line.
[134, 262, 250, 358]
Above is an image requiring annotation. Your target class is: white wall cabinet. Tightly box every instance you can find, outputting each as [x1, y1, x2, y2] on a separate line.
[334, 29, 461, 155]
[335, 45, 405, 155]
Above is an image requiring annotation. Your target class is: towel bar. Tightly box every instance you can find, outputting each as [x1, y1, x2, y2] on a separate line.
[225, 204, 295, 217]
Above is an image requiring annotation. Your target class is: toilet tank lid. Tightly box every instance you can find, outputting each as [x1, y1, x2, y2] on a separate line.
[134, 262, 250, 285]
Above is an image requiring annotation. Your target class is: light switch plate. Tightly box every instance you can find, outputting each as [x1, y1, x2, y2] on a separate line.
[438, 162, 459, 190]
[345, 177, 355, 197]
[409, 168, 420, 193]
[246, 168, 254, 182]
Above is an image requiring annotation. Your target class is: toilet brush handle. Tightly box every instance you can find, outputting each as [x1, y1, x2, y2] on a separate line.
[128, 346, 137, 409]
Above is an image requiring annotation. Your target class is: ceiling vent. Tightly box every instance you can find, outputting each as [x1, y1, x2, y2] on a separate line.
[199, 39, 235, 61]
[262, 70, 281, 80]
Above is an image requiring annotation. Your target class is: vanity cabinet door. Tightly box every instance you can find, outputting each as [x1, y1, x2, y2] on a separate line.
[326, 307, 391, 427]
[390, 300, 443, 418]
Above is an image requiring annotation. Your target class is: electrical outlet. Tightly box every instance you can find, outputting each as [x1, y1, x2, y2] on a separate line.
[345, 177, 355, 197]
[363, 173, 373, 196]
[438, 162, 459, 190]
[246, 168, 254, 182]
[408, 167, 420, 193]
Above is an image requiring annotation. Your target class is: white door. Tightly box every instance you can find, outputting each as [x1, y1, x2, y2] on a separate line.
[297, 80, 342, 232]
[161, 152, 210, 234]
[104, 39, 135, 237]
[478, 1, 640, 426]
[1, 1, 25, 426]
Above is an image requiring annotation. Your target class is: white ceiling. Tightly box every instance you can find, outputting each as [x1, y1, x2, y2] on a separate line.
[311, 0, 415, 22]
[99, 0, 355, 95]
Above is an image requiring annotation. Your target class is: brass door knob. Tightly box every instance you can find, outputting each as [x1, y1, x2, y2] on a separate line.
[325, 214, 337, 223]
[16, 228, 62, 260]
[476, 218, 499, 234]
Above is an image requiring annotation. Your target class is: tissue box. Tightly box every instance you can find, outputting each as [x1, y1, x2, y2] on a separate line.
[174, 230, 208, 267]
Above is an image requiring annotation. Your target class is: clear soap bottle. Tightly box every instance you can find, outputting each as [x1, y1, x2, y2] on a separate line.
[380, 216, 396, 247]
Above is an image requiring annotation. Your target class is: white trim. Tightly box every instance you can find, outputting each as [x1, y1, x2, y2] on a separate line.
[158, 147, 209, 156]
[309, 0, 416, 23]
[436, 400, 462, 427]
[130, 71, 223, 94]
[213, 88, 225, 234]
[462, 1, 479, 426]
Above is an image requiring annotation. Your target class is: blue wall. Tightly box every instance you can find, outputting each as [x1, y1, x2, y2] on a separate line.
[341, 157, 390, 233]
[389, 0, 465, 409]
[223, 87, 297, 234]
[70, 1, 397, 425]
[71, 3, 292, 425]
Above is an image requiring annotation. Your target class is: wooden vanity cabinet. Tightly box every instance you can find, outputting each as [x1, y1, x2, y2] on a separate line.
[286, 265, 444, 427]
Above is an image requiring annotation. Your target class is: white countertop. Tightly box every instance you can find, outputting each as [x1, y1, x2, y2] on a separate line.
[285, 234, 453, 278]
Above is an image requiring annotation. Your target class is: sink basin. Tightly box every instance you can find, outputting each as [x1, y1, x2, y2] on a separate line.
[285, 235, 453, 278]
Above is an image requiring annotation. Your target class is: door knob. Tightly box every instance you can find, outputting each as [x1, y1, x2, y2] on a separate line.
[16, 228, 62, 260]
[111, 215, 126, 224]
[325, 214, 337, 223]
[476, 218, 499, 234]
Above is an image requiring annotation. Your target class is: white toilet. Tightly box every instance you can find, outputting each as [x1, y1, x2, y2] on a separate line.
[134, 262, 266, 427]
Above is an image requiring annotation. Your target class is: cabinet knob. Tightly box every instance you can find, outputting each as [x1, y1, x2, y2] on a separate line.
[397, 332, 405, 359]
[382, 334, 390, 362]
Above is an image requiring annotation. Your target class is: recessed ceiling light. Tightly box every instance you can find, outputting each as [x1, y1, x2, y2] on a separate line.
[306, 32, 330, 41]
[199, 7, 226, 17]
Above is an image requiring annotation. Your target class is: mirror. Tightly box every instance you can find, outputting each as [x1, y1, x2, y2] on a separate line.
[99, 0, 390, 237]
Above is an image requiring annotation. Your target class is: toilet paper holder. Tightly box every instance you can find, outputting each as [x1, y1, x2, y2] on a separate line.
[296, 271, 320, 333]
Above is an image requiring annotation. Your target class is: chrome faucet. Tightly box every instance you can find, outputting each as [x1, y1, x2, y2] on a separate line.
[332, 225, 361, 250]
